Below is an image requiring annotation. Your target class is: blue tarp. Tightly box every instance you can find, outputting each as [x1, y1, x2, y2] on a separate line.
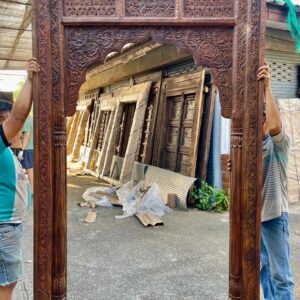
[206, 91, 223, 190]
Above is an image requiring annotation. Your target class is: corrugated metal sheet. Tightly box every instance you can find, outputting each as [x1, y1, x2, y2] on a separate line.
[0, 0, 32, 70]
[277, 98, 300, 203]
[144, 164, 196, 209]
[267, 0, 300, 9]
[266, 50, 300, 99]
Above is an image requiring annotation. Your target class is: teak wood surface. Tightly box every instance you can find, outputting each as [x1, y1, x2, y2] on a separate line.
[32, 0, 266, 299]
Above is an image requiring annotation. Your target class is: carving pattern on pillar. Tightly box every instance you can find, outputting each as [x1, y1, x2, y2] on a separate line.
[54, 125, 66, 148]
[228, 0, 247, 298]
[65, 26, 233, 117]
[53, 122, 67, 299]
[50, 0, 62, 104]
[183, 0, 234, 18]
[64, 0, 116, 16]
[50, 0, 67, 298]
[229, 131, 243, 299]
[125, 0, 176, 17]
[241, 0, 265, 298]
[34, 0, 53, 297]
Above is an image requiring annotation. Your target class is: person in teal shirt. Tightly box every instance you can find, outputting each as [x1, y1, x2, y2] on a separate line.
[0, 59, 39, 300]
[19, 115, 34, 193]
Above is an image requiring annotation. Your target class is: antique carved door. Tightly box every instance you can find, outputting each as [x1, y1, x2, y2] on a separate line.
[33, 0, 266, 299]
[153, 71, 205, 177]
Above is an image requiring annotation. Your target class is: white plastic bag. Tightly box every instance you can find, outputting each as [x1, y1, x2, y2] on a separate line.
[115, 181, 144, 219]
[95, 196, 113, 208]
[138, 183, 173, 217]
[82, 187, 116, 208]
[115, 181, 172, 219]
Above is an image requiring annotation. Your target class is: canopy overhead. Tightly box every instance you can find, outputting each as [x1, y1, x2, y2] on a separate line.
[0, 0, 32, 70]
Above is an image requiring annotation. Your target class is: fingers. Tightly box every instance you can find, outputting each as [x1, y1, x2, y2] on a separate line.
[257, 67, 270, 81]
[27, 60, 40, 69]
[27, 58, 40, 74]
[257, 73, 270, 81]
[258, 65, 270, 72]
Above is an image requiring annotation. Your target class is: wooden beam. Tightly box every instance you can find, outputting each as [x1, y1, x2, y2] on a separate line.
[62, 17, 237, 26]
[1, 0, 31, 5]
[0, 57, 28, 62]
[0, 26, 32, 32]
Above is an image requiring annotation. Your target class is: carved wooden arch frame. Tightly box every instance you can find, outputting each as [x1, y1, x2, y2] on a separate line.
[33, 1, 266, 299]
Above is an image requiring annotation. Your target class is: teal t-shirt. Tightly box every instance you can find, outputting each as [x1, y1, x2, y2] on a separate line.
[22, 116, 34, 150]
[0, 125, 31, 223]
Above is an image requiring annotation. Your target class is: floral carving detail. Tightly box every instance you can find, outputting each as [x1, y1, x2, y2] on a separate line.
[184, 0, 234, 18]
[64, 0, 116, 16]
[125, 0, 175, 17]
[241, 0, 265, 298]
[65, 26, 233, 116]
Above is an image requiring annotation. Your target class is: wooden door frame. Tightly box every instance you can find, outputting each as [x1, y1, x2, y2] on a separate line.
[85, 93, 117, 176]
[153, 70, 205, 177]
[101, 81, 152, 183]
[33, 1, 266, 299]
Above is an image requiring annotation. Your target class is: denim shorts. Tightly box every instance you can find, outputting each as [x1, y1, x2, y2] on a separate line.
[0, 223, 23, 286]
[21, 149, 34, 169]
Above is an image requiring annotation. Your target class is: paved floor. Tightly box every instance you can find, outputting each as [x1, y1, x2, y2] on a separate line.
[14, 175, 300, 300]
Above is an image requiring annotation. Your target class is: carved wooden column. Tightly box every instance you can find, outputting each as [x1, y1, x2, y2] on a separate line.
[229, 129, 243, 298]
[229, 0, 266, 299]
[50, 0, 67, 297]
[33, 0, 54, 298]
[33, 0, 67, 298]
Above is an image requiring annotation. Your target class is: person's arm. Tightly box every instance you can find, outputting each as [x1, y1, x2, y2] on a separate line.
[2, 58, 40, 143]
[257, 63, 282, 136]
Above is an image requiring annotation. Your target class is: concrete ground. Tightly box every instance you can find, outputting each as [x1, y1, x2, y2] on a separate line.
[14, 175, 300, 300]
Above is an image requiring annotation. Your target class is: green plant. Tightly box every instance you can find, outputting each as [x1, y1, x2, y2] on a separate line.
[192, 181, 214, 211]
[192, 180, 229, 213]
[214, 189, 230, 213]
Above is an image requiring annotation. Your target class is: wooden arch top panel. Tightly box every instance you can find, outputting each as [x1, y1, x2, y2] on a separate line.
[63, 0, 235, 19]
[58, 0, 247, 118]
[65, 26, 233, 117]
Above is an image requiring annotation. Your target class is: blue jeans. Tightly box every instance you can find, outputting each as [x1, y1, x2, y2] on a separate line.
[0, 223, 23, 286]
[260, 213, 295, 300]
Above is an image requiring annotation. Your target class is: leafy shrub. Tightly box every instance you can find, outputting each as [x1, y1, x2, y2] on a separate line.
[214, 189, 230, 213]
[192, 181, 229, 213]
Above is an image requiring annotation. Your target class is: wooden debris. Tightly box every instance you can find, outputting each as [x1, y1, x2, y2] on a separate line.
[84, 209, 97, 223]
[135, 212, 163, 227]
[167, 193, 177, 209]
[77, 200, 96, 208]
